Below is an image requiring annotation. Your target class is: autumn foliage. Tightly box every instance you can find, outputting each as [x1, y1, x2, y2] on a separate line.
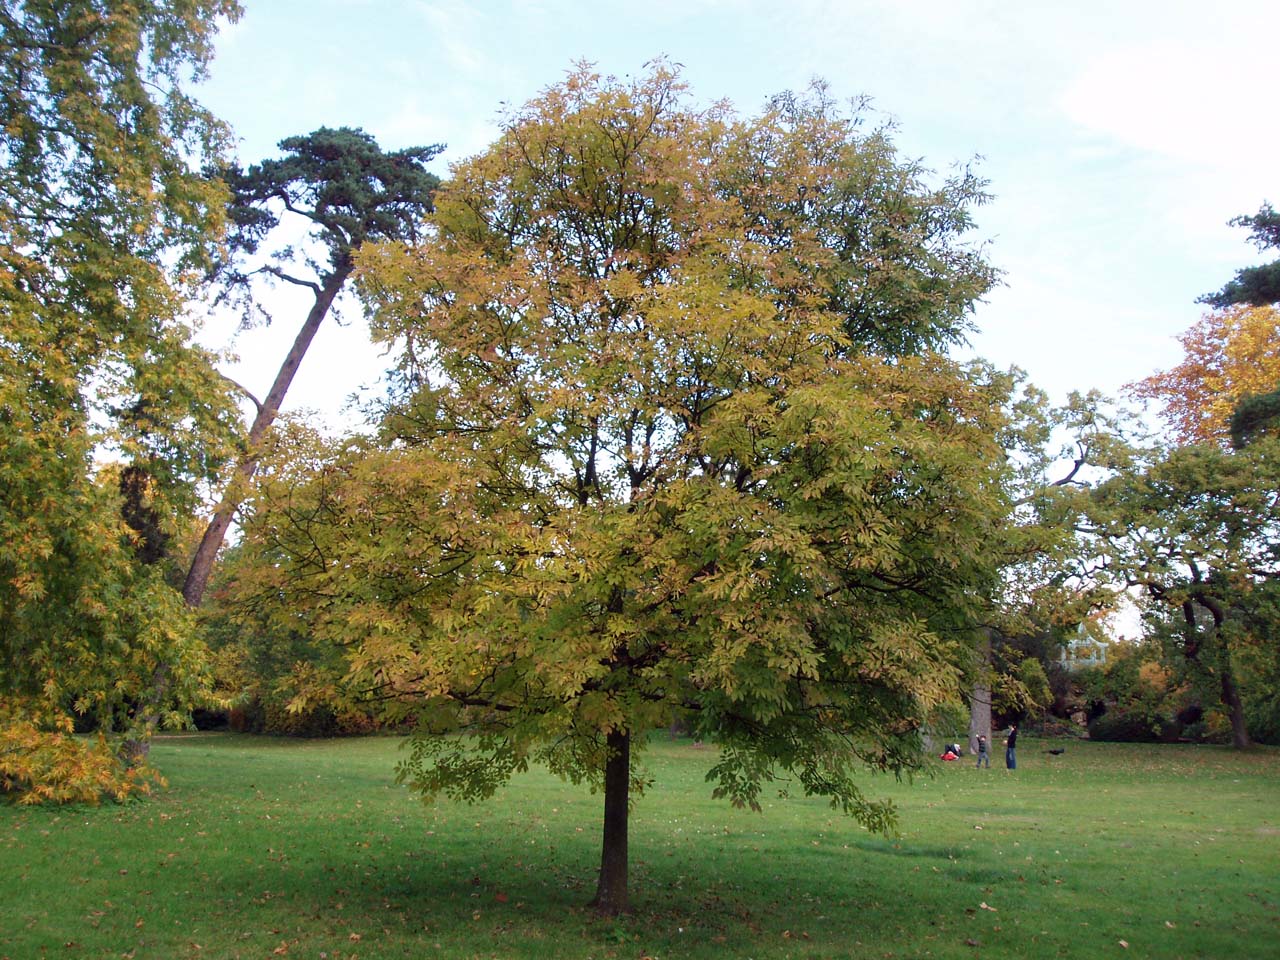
[234, 63, 1005, 912]
[1, 1, 244, 796]
[1127, 304, 1280, 445]
[0, 711, 164, 805]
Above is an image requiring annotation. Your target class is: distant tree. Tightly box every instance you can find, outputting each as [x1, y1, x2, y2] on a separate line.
[1201, 202, 1280, 309]
[181, 128, 443, 607]
[250, 65, 1006, 914]
[197, 419, 366, 735]
[1083, 439, 1280, 749]
[1126, 305, 1280, 446]
[0, 0, 242, 786]
[1191, 202, 1280, 450]
[962, 386, 1138, 751]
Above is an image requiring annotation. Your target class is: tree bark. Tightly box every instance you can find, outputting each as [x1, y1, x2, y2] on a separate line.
[182, 267, 350, 607]
[1221, 667, 1251, 750]
[589, 728, 631, 915]
[968, 628, 993, 754]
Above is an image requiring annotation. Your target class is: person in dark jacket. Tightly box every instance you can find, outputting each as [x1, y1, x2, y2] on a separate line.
[975, 735, 990, 768]
[1005, 723, 1018, 770]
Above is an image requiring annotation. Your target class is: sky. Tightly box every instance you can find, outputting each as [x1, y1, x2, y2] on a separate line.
[193, 0, 1279, 432]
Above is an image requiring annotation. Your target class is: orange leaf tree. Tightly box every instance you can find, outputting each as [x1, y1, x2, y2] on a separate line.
[1189, 202, 1280, 447]
[1127, 305, 1280, 446]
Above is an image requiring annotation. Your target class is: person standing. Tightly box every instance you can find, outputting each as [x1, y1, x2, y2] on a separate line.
[975, 735, 990, 768]
[1005, 723, 1018, 770]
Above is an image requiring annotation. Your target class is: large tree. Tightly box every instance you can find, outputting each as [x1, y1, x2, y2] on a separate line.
[244, 65, 1007, 914]
[1, 0, 242, 774]
[1082, 439, 1280, 748]
[181, 127, 442, 607]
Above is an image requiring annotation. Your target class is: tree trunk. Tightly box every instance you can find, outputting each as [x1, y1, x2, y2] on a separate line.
[182, 267, 349, 607]
[1187, 595, 1251, 750]
[968, 628, 993, 754]
[589, 728, 631, 915]
[1221, 669, 1251, 750]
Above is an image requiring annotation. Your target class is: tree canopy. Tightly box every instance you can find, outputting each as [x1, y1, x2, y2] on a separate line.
[1201, 203, 1280, 309]
[238, 64, 1007, 913]
[1, 0, 242, 780]
[1126, 305, 1280, 447]
[1197, 201, 1280, 448]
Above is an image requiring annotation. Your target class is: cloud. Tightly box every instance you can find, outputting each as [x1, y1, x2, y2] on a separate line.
[1060, 40, 1278, 186]
[412, 0, 492, 75]
[375, 98, 499, 169]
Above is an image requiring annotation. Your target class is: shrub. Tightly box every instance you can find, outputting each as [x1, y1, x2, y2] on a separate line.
[228, 698, 266, 733]
[263, 700, 339, 738]
[334, 710, 378, 736]
[191, 707, 229, 731]
[1087, 710, 1182, 743]
[225, 695, 377, 738]
[1242, 690, 1280, 746]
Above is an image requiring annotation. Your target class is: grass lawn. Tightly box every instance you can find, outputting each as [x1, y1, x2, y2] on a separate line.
[1, 733, 1277, 960]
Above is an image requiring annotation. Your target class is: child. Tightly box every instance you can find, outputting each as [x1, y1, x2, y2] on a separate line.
[976, 734, 990, 768]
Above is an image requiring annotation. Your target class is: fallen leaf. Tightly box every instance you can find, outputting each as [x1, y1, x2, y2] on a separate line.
[979, 902, 997, 912]
[1119, 940, 1129, 948]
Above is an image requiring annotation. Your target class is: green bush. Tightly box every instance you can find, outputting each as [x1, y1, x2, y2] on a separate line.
[228, 698, 265, 734]
[1243, 691, 1280, 745]
[1087, 710, 1182, 743]
[263, 701, 338, 738]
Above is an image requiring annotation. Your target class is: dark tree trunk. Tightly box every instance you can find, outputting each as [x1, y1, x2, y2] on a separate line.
[589, 728, 631, 915]
[119, 465, 169, 565]
[1221, 669, 1251, 750]
[182, 267, 350, 607]
[1184, 595, 1251, 750]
